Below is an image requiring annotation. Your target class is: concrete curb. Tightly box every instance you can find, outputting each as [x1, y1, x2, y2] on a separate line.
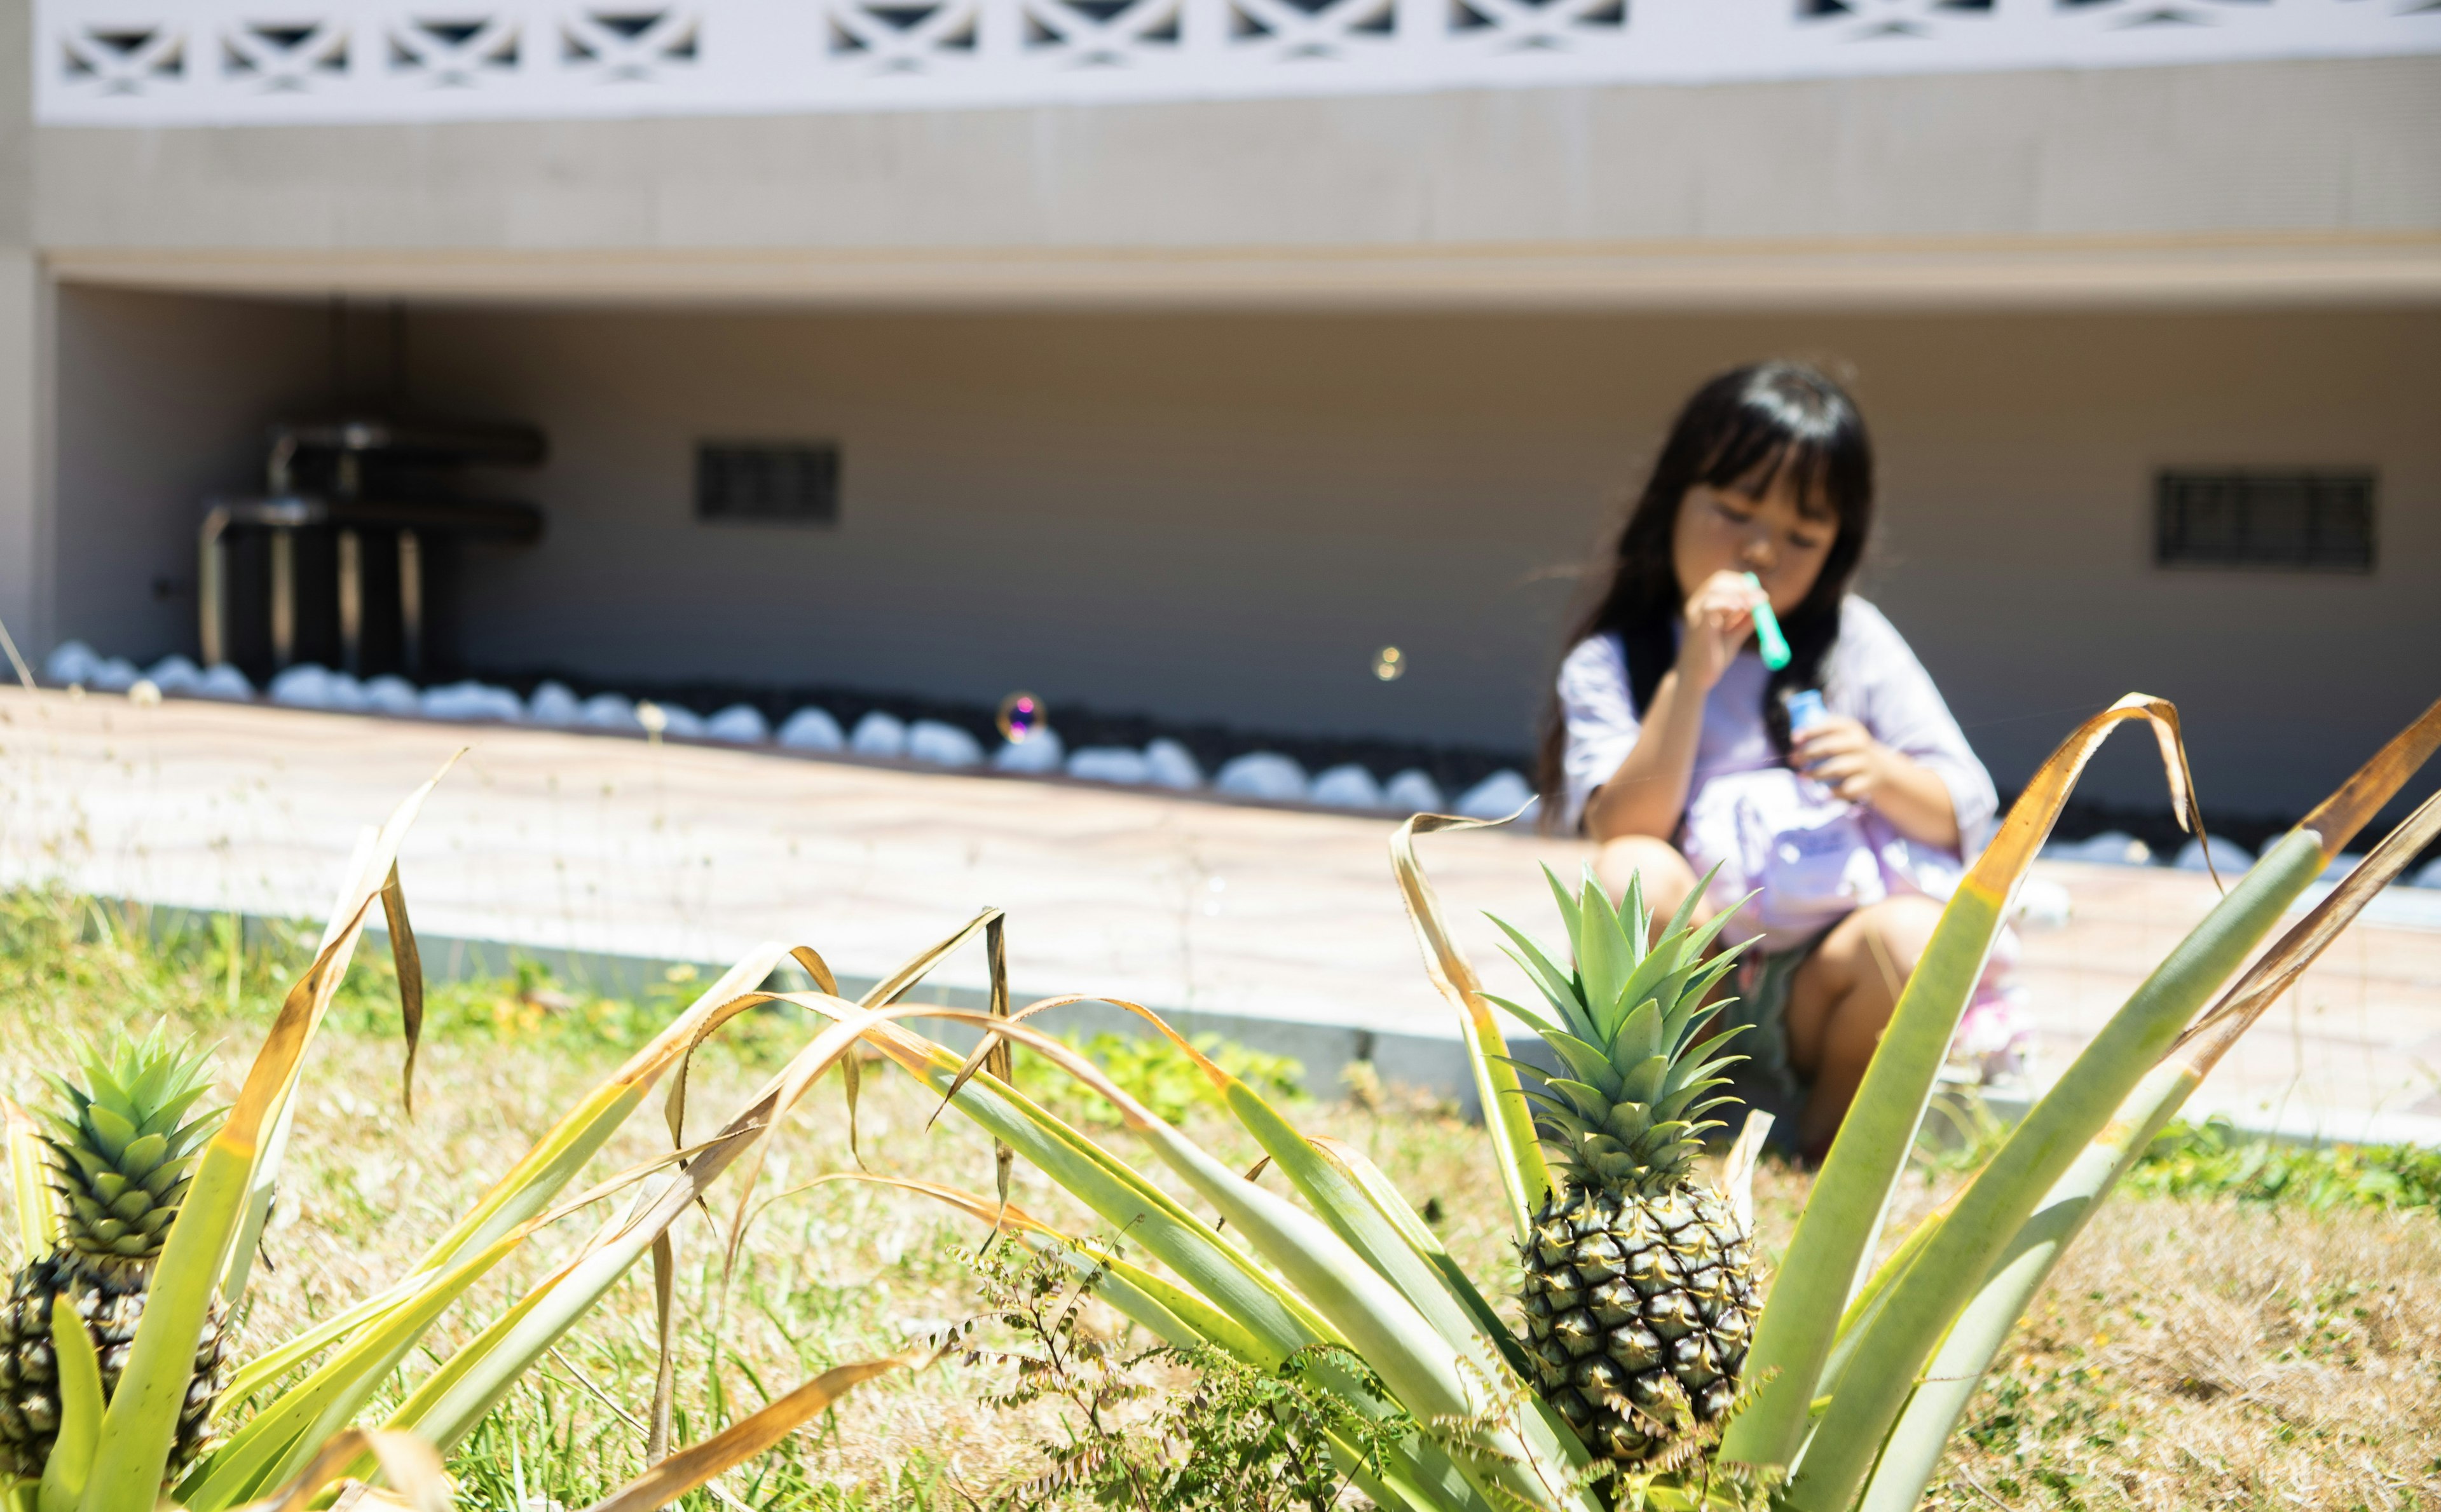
[114, 901, 2438, 1151]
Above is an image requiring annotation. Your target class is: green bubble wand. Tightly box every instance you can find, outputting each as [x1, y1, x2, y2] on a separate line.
[1742, 571, 1792, 671]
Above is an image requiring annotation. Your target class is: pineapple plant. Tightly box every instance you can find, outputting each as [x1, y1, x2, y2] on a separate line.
[0, 765, 936, 1512]
[836, 693, 2441, 1511]
[0, 1030, 228, 1485]
[1504, 874, 1761, 1471]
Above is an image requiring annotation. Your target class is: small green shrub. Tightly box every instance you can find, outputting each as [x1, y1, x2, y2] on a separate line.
[2127, 1116, 2441, 1213]
[1017, 1031, 1304, 1128]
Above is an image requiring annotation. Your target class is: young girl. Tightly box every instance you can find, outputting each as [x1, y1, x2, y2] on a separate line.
[1536, 361, 2006, 1157]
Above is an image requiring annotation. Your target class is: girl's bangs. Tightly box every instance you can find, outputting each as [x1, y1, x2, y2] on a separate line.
[1699, 431, 1838, 519]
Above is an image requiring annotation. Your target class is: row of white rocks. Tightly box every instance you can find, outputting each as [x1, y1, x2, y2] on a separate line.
[2039, 828, 2441, 890]
[38, 643, 1542, 821]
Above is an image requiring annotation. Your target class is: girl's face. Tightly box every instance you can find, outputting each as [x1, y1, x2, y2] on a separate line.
[1671, 465, 1840, 616]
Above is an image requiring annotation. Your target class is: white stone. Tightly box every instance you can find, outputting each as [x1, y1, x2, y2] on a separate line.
[144, 655, 203, 694]
[196, 664, 255, 700]
[653, 704, 707, 739]
[323, 672, 370, 712]
[1143, 738, 1203, 790]
[2014, 876, 2074, 930]
[580, 693, 641, 730]
[851, 711, 909, 758]
[43, 641, 100, 684]
[2041, 831, 2150, 866]
[908, 719, 984, 767]
[270, 664, 338, 709]
[1383, 768, 1445, 813]
[421, 681, 526, 723]
[526, 681, 584, 725]
[1068, 746, 1152, 785]
[88, 657, 141, 693]
[1309, 763, 1387, 810]
[1215, 752, 1309, 802]
[364, 676, 421, 715]
[1456, 770, 1538, 821]
[777, 707, 845, 751]
[2171, 837, 2253, 873]
[706, 704, 771, 743]
[2414, 858, 2441, 890]
[992, 727, 1067, 773]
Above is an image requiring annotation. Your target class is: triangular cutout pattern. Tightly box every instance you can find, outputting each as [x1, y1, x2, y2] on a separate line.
[1350, 0, 1397, 34]
[592, 11, 667, 40]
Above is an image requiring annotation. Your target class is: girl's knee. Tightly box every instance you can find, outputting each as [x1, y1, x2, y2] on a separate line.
[1863, 894, 1943, 961]
[1821, 896, 1942, 999]
[1594, 836, 1700, 916]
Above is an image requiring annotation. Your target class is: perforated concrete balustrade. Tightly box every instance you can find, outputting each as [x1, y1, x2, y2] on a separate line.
[40, 0, 2439, 125]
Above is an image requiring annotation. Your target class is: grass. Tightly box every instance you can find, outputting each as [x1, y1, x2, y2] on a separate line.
[0, 889, 2433, 1511]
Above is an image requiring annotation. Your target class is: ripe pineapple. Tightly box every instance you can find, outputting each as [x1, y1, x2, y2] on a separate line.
[1504, 870, 1761, 1473]
[0, 1032, 230, 1483]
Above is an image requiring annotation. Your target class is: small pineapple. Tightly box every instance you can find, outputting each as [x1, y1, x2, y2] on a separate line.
[0, 1031, 230, 1483]
[1498, 869, 1761, 1473]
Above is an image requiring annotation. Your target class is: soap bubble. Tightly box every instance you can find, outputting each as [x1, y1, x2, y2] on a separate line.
[1372, 646, 1405, 682]
[997, 691, 1044, 743]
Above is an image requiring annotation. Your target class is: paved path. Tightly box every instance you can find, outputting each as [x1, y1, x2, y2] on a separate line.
[3, 688, 2435, 1143]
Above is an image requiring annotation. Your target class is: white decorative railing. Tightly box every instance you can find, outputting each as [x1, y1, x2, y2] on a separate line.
[35, 0, 2441, 125]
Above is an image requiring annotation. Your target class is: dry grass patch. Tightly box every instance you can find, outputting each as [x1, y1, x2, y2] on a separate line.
[1925, 1194, 2439, 1512]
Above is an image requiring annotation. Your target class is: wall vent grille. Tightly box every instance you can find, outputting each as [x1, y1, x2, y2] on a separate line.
[2154, 470, 2374, 574]
[696, 442, 840, 526]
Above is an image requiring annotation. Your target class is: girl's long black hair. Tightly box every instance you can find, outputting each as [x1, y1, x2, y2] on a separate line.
[1535, 361, 1875, 828]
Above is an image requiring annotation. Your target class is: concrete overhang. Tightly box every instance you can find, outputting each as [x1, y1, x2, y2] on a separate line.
[41, 231, 2441, 311]
[25, 54, 2441, 311]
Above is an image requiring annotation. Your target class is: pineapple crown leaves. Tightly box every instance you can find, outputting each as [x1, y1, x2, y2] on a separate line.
[1486, 866, 1758, 1195]
[36, 1025, 223, 1271]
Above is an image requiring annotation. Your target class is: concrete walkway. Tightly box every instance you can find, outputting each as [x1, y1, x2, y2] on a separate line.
[3, 688, 2435, 1144]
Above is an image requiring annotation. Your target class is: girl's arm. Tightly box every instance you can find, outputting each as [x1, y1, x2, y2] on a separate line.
[1583, 571, 1761, 842]
[1789, 721, 1961, 850]
[1582, 666, 1705, 841]
[1789, 601, 1991, 853]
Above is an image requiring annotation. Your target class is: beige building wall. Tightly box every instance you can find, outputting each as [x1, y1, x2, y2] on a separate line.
[48, 290, 2438, 817]
[0, 3, 43, 664]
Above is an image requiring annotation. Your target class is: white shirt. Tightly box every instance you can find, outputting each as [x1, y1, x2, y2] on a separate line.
[1555, 596, 1998, 855]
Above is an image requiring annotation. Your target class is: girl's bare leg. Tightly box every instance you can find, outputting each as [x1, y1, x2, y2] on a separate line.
[1782, 895, 1944, 1157]
[1592, 835, 1707, 938]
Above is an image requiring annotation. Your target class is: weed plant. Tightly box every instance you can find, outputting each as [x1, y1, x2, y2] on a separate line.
[956, 1239, 1412, 1512]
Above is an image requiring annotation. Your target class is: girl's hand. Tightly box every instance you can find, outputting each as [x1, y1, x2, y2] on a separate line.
[1792, 716, 1896, 804]
[1676, 569, 1765, 692]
